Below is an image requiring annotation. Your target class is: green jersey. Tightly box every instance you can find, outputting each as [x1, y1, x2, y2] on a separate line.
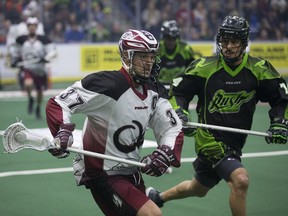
[170, 53, 288, 159]
[157, 40, 195, 85]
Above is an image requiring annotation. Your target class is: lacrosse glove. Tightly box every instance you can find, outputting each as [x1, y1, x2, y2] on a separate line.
[175, 108, 196, 137]
[141, 145, 171, 177]
[48, 123, 75, 159]
[265, 119, 288, 144]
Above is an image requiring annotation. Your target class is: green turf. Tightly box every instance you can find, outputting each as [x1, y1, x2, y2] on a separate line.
[1, 92, 288, 215]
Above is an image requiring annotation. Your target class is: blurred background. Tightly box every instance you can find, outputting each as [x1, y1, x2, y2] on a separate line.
[0, 0, 287, 87]
[1, 0, 288, 43]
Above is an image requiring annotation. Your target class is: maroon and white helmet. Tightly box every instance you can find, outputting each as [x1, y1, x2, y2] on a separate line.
[119, 29, 159, 62]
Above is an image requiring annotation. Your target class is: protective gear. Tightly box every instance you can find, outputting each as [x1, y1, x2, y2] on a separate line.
[265, 119, 288, 144]
[118, 29, 159, 84]
[26, 17, 39, 26]
[55, 123, 76, 149]
[48, 148, 70, 159]
[10, 58, 20, 68]
[161, 20, 180, 39]
[175, 108, 196, 137]
[216, 16, 250, 63]
[141, 145, 172, 177]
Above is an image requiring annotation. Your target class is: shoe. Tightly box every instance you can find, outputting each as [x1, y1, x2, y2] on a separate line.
[28, 97, 34, 114]
[36, 106, 41, 119]
[146, 187, 164, 207]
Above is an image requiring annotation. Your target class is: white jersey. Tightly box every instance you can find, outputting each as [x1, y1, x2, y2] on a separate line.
[10, 35, 56, 76]
[6, 22, 44, 49]
[47, 69, 183, 185]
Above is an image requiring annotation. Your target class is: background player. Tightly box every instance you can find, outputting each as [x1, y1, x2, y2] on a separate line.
[10, 17, 56, 119]
[157, 20, 196, 88]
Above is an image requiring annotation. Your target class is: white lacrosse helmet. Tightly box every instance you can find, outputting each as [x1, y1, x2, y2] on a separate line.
[26, 17, 39, 25]
[119, 29, 159, 83]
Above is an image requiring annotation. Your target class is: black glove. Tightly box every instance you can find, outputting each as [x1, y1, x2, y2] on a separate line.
[10, 58, 20, 68]
[39, 57, 49, 63]
[265, 119, 288, 144]
[141, 145, 171, 177]
[48, 148, 70, 159]
[175, 108, 196, 137]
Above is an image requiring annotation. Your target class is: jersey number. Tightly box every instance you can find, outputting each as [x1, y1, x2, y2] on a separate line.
[59, 88, 84, 109]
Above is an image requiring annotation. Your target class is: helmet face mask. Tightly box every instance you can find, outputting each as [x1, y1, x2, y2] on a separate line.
[216, 16, 250, 64]
[119, 29, 159, 84]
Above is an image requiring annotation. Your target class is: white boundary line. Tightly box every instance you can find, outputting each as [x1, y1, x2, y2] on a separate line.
[1, 150, 288, 178]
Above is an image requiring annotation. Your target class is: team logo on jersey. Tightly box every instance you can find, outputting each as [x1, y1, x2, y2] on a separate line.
[208, 89, 255, 113]
[113, 120, 144, 153]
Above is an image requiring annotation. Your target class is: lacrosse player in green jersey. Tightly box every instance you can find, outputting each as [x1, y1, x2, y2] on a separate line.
[157, 20, 196, 88]
[146, 15, 288, 216]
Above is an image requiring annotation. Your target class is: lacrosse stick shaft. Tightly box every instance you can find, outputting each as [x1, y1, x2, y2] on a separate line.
[185, 122, 269, 137]
[66, 147, 146, 168]
[17, 58, 40, 67]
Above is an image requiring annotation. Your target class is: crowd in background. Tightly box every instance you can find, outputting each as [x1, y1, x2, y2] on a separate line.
[0, 0, 288, 45]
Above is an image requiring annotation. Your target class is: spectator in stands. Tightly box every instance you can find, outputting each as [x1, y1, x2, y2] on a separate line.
[142, 0, 162, 39]
[64, 22, 85, 43]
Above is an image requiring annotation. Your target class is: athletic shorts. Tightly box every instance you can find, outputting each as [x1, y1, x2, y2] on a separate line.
[85, 171, 149, 216]
[193, 154, 243, 188]
[24, 69, 48, 91]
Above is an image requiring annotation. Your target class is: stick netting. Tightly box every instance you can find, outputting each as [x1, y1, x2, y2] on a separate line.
[3, 122, 54, 153]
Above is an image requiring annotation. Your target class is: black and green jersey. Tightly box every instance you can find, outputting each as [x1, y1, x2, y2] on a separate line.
[169, 53, 288, 156]
[157, 40, 195, 85]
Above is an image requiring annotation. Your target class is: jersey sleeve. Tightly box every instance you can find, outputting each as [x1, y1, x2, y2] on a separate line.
[253, 59, 288, 121]
[148, 97, 184, 167]
[46, 78, 112, 136]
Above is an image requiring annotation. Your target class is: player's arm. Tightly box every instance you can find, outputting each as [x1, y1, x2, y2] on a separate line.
[141, 97, 184, 177]
[257, 61, 288, 144]
[46, 80, 99, 158]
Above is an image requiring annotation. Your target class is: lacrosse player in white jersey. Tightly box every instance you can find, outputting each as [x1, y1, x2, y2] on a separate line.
[10, 17, 57, 119]
[46, 29, 184, 216]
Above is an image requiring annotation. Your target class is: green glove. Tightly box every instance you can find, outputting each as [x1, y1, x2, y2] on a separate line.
[265, 119, 288, 144]
[175, 108, 196, 137]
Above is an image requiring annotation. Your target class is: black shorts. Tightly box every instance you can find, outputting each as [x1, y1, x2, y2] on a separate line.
[86, 171, 149, 216]
[193, 155, 243, 188]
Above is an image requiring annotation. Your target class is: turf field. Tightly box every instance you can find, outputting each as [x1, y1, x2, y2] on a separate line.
[0, 84, 288, 216]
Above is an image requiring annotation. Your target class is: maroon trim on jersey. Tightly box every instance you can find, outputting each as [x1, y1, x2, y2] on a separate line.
[82, 120, 108, 173]
[120, 67, 148, 100]
[171, 131, 184, 167]
[46, 98, 64, 137]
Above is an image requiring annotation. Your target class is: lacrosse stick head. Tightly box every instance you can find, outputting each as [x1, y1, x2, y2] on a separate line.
[2, 122, 55, 153]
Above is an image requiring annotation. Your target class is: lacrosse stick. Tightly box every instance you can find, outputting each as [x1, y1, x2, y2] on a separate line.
[16, 58, 41, 67]
[184, 122, 269, 137]
[2, 122, 146, 168]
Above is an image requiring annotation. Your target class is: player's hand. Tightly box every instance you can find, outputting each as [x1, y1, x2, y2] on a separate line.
[175, 108, 196, 137]
[48, 148, 70, 159]
[265, 119, 288, 144]
[56, 123, 76, 149]
[141, 145, 171, 177]
[10, 58, 19, 68]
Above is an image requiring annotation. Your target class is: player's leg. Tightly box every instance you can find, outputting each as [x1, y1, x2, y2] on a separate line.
[23, 70, 34, 114]
[215, 156, 249, 216]
[227, 168, 248, 216]
[88, 172, 161, 216]
[147, 157, 217, 207]
[34, 73, 47, 119]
